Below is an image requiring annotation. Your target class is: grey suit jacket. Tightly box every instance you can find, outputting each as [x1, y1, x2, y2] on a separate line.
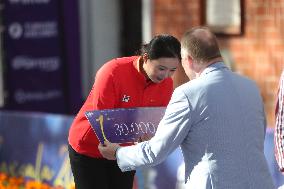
[116, 62, 275, 189]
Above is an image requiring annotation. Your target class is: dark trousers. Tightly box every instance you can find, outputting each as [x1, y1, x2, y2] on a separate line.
[68, 145, 135, 189]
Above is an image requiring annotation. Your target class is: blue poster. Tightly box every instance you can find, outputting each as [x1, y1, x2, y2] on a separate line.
[0, 111, 74, 188]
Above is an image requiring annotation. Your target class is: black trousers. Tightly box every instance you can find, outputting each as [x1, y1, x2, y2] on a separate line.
[68, 145, 135, 189]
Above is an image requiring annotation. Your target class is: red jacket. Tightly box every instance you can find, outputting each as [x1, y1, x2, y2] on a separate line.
[68, 56, 173, 158]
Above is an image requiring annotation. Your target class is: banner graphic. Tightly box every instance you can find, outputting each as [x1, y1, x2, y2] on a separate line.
[0, 111, 74, 188]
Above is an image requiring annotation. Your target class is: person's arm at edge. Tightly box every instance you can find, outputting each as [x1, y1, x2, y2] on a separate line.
[275, 71, 284, 172]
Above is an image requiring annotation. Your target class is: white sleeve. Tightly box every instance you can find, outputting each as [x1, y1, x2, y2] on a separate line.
[275, 71, 284, 171]
[116, 87, 192, 172]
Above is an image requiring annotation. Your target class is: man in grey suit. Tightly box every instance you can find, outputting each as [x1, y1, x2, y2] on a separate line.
[98, 26, 275, 188]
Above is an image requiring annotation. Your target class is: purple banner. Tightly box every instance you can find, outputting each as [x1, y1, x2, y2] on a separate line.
[62, 0, 82, 114]
[2, 0, 81, 114]
[85, 107, 166, 144]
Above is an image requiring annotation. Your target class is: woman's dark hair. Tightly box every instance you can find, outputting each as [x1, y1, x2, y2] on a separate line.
[138, 34, 181, 61]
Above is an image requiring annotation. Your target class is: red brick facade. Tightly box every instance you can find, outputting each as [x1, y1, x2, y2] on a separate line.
[153, 0, 284, 127]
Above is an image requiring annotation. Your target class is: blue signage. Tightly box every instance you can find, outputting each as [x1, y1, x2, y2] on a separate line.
[0, 111, 74, 188]
[2, 0, 82, 114]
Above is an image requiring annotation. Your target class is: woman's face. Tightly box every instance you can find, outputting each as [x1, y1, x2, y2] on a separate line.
[143, 57, 180, 83]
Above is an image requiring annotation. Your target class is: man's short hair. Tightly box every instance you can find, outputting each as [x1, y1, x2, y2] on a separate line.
[181, 26, 221, 63]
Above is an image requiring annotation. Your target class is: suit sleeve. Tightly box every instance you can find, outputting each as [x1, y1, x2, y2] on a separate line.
[275, 71, 284, 172]
[116, 86, 192, 171]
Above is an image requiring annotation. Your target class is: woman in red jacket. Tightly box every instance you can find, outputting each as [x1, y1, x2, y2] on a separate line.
[68, 34, 181, 189]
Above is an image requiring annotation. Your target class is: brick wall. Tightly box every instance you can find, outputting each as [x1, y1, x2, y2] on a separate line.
[153, 0, 284, 127]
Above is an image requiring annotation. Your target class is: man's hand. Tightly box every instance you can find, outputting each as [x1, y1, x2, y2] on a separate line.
[136, 133, 152, 143]
[98, 141, 120, 160]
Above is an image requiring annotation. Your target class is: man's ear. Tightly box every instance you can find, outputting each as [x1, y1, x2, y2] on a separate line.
[187, 55, 194, 68]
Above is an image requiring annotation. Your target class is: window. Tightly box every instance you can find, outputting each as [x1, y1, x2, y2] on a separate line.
[202, 0, 244, 36]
